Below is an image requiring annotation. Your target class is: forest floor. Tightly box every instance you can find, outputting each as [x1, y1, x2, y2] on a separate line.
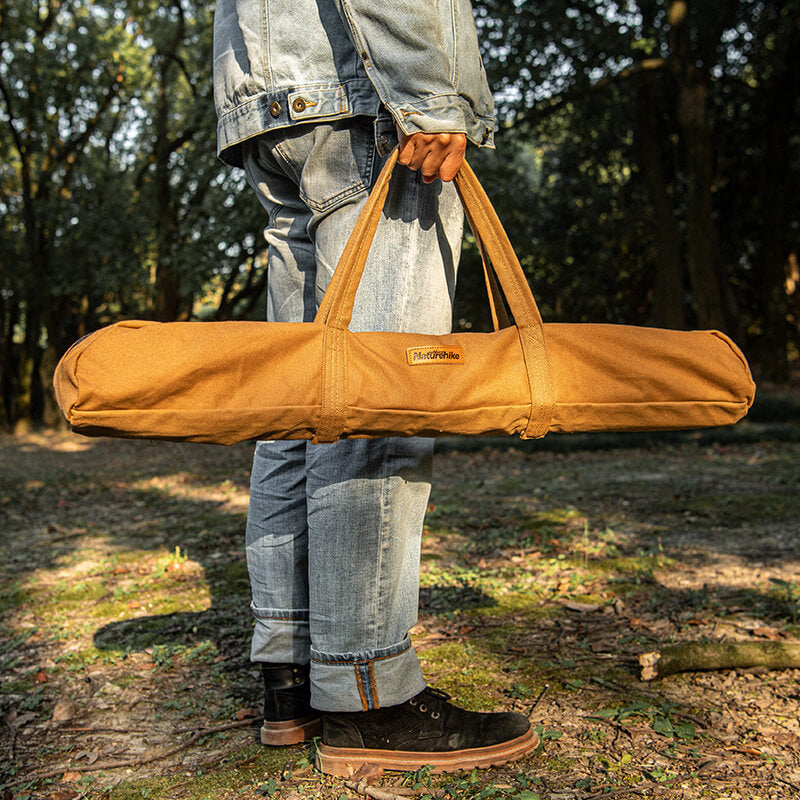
[2, 415, 800, 800]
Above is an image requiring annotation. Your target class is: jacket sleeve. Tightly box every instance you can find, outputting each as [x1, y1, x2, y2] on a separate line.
[332, 0, 495, 147]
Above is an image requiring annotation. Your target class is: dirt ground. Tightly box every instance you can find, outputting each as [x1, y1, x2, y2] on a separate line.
[1, 422, 799, 800]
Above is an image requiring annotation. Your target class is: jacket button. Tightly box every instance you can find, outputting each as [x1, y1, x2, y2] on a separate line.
[292, 97, 307, 114]
[269, 101, 281, 118]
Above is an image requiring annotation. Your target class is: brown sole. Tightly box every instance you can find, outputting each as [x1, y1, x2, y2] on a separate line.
[315, 726, 539, 776]
[261, 715, 322, 746]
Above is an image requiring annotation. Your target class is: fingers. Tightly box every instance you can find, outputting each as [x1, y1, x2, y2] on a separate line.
[396, 130, 467, 183]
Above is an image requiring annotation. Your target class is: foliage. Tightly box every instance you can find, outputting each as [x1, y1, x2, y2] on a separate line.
[0, 0, 267, 429]
[467, 0, 800, 380]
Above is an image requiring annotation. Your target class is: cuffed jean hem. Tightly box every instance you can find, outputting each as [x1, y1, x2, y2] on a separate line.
[249, 604, 311, 665]
[309, 636, 426, 712]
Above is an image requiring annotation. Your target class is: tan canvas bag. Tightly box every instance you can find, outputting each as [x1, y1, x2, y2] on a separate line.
[53, 150, 755, 445]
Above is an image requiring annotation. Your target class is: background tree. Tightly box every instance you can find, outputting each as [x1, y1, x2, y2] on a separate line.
[0, 0, 267, 430]
[0, 0, 143, 426]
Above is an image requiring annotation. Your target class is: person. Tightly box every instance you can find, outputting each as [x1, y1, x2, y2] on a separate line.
[212, 0, 538, 775]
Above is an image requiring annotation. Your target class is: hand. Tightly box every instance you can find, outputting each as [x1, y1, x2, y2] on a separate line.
[396, 128, 467, 183]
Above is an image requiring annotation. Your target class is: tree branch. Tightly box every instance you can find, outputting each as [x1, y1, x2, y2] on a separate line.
[639, 641, 800, 680]
[41, 66, 124, 180]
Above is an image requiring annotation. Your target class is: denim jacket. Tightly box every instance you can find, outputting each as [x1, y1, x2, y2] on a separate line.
[213, 0, 495, 166]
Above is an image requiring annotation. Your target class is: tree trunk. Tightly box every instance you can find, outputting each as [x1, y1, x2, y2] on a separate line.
[19, 149, 50, 428]
[675, 80, 727, 331]
[24, 309, 46, 427]
[752, 15, 799, 383]
[635, 70, 686, 329]
[153, 54, 182, 322]
[149, 2, 195, 323]
[0, 294, 20, 430]
[668, 2, 728, 332]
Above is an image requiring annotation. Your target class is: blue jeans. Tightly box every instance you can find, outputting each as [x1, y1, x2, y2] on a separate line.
[241, 116, 464, 712]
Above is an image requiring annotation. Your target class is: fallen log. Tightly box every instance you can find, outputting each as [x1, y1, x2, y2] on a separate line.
[638, 641, 800, 681]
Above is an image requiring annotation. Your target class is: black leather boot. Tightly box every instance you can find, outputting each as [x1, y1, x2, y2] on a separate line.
[316, 686, 537, 775]
[260, 662, 321, 745]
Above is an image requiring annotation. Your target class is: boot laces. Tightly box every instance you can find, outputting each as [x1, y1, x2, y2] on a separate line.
[423, 686, 451, 703]
[410, 686, 451, 718]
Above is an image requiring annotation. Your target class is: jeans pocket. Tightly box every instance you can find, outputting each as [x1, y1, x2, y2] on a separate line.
[298, 118, 377, 213]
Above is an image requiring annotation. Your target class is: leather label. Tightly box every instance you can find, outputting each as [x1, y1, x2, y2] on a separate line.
[406, 345, 465, 366]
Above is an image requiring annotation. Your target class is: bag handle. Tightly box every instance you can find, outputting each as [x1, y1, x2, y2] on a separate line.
[316, 151, 510, 331]
[313, 150, 555, 443]
[462, 203, 511, 331]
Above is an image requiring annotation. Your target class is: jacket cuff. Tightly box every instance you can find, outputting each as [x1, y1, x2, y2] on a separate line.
[386, 95, 495, 150]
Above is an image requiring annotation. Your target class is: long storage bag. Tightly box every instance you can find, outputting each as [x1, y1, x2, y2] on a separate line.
[53, 151, 755, 446]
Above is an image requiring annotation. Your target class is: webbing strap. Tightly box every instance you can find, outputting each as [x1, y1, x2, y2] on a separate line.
[314, 151, 555, 443]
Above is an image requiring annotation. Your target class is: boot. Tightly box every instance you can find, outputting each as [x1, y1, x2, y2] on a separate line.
[315, 686, 537, 775]
[260, 662, 321, 746]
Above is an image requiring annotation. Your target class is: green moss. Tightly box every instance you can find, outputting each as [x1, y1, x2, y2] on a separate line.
[90, 590, 209, 619]
[1, 678, 34, 694]
[113, 673, 137, 689]
[417, 642, 506, 710]
[21, 547, 213, 634]
[585, 555, 670, 575]
[467, 590, 551, 619]
[55, 646, 124, 668]
[49, 579, 107, 607]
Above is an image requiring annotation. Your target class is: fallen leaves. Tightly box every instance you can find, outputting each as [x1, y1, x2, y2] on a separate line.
[50, 697, 78, 724]
[750, 626, 785, 640]
[71, 749, 100, 765]
[5, 709, 39, 729]
[350, 762, 385, 783]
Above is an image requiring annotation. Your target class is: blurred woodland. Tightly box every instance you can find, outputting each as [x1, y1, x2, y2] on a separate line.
[1, 0, 799, 431]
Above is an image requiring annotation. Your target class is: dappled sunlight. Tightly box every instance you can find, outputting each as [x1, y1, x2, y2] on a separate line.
[0, 431, 254, 484]
[8, 431, 98, 454]
[11, 543, 213, 638]
[128, 473, 251, 513]
[655, 557, 800, 593]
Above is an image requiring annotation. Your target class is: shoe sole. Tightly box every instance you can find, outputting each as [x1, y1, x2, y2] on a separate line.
[315, 726, 538, 776]
[261, 715, 322, 746]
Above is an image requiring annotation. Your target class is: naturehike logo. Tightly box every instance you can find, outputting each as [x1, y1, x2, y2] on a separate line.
[406, 345, 465, 366]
